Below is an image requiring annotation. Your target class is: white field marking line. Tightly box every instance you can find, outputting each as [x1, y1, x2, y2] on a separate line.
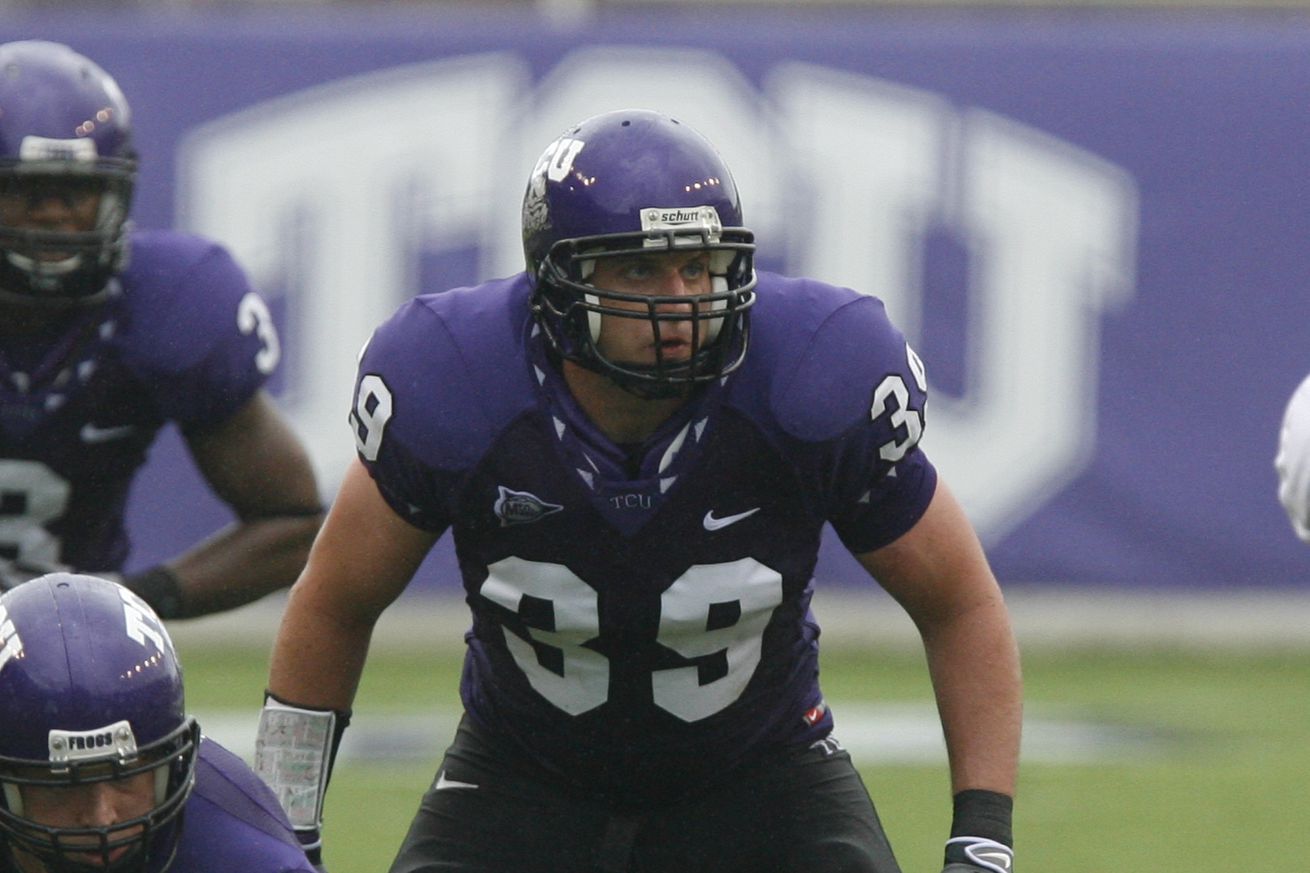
[200, 702, 1169, 768]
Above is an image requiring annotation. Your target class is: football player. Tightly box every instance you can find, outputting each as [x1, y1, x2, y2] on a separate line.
[0, 41, 322, 619]
[0, 573, 317, 873]
[259, 109, 1021, 873]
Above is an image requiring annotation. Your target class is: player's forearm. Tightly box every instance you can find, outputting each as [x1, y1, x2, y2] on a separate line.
[267, 577, 375, 712]
[920, 596, 1022, 796]
[157, 512, 323, 618]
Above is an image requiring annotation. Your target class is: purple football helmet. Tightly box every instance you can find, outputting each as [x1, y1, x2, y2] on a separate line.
[523, 109, 756, 395]
[0, 574, 198, 873]
[0, 41, 136, 306]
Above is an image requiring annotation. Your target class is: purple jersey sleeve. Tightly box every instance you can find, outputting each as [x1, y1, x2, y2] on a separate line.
[352, 278, 538, 531]
[756, 277, 937, 553]
[170, 738, 315, 873]
[118, 231, 276, 429]
[354, 299, 460, 531]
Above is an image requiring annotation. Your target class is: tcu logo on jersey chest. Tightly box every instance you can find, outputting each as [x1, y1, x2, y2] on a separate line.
[610, 493, 652, 510]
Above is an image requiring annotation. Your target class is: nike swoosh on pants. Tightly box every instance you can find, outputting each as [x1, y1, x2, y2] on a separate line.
[433, 770, 479, 791]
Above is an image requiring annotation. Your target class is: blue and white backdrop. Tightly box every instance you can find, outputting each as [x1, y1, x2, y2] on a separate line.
[5, 7, 1307, 592]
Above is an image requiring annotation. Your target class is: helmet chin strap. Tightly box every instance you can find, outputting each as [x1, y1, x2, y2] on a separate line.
[578, 255, 603, 341]
[705, 274, 728, 342]
[584, 292, 603, 341]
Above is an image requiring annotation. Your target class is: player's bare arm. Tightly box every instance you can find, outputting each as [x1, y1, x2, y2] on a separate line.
[858, 478, 1020, 871]
[260, 458, 436, 870]
[158, 390, 324, 618]
[857, 479, 1021, 797]
[269, 457, 438, 711]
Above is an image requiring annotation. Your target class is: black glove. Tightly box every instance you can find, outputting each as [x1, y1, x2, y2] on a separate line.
[943, 836, 1013, 872]
[118, 565, 185, 619]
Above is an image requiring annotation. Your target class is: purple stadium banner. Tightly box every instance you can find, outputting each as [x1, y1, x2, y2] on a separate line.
[4, 7, 1307, 592]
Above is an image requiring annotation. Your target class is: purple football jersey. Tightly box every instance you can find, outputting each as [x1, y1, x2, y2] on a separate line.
[354, 271, 936, 803]
[0, 231, 278, 571]
[169, 737, 315, 873]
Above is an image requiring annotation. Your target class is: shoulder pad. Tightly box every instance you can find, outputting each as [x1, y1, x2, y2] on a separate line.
[115, 231, 259, 375]
[355, 275, 537, 471]
[747, 275, 924, 443]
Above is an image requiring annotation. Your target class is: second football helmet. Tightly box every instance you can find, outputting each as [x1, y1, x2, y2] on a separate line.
[0, 41, 136, 306]
[523, 109, 757, 394]
[0, 574, 198, 873]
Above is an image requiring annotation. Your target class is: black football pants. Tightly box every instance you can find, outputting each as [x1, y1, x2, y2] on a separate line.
[388, 716, 903, 873]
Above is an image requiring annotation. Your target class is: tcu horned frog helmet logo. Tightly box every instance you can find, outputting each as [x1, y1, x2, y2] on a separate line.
[522, 134, 586, 240]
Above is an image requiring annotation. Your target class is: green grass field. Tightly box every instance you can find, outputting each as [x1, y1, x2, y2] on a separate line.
[173, 634, 1310, 873]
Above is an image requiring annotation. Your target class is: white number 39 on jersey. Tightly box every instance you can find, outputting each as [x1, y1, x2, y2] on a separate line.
[480, 556, 784, 722]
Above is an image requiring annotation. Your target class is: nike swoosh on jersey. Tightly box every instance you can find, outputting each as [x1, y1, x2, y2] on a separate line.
[702, 507, 761, 531]
[80, 423, 137, 443]
[433, 770, 479, 791]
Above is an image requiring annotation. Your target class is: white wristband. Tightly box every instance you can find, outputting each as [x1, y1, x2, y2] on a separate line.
[254, 700, 338, 830]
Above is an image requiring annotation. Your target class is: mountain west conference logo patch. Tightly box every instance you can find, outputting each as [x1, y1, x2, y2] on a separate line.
[494, 486, 563, 527]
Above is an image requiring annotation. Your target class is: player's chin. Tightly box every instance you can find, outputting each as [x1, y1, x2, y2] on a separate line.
[65, 836, 141, 867]
[61, 847, 122, 868]
[609, 342, 691, 370]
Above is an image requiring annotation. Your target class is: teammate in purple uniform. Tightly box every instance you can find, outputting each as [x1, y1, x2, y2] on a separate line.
[0, 573, 315, 873]
[0, 41, 322, 619]
[259, 110, 1022, 873]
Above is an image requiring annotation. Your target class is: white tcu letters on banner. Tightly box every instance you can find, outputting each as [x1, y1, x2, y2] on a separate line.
[177, 48, 1138, 544]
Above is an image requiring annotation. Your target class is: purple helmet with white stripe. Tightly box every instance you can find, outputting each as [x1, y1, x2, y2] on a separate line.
[0, 41, 136, 306]
[523, 109, 756, 394]
[0, 574, 198, 873]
